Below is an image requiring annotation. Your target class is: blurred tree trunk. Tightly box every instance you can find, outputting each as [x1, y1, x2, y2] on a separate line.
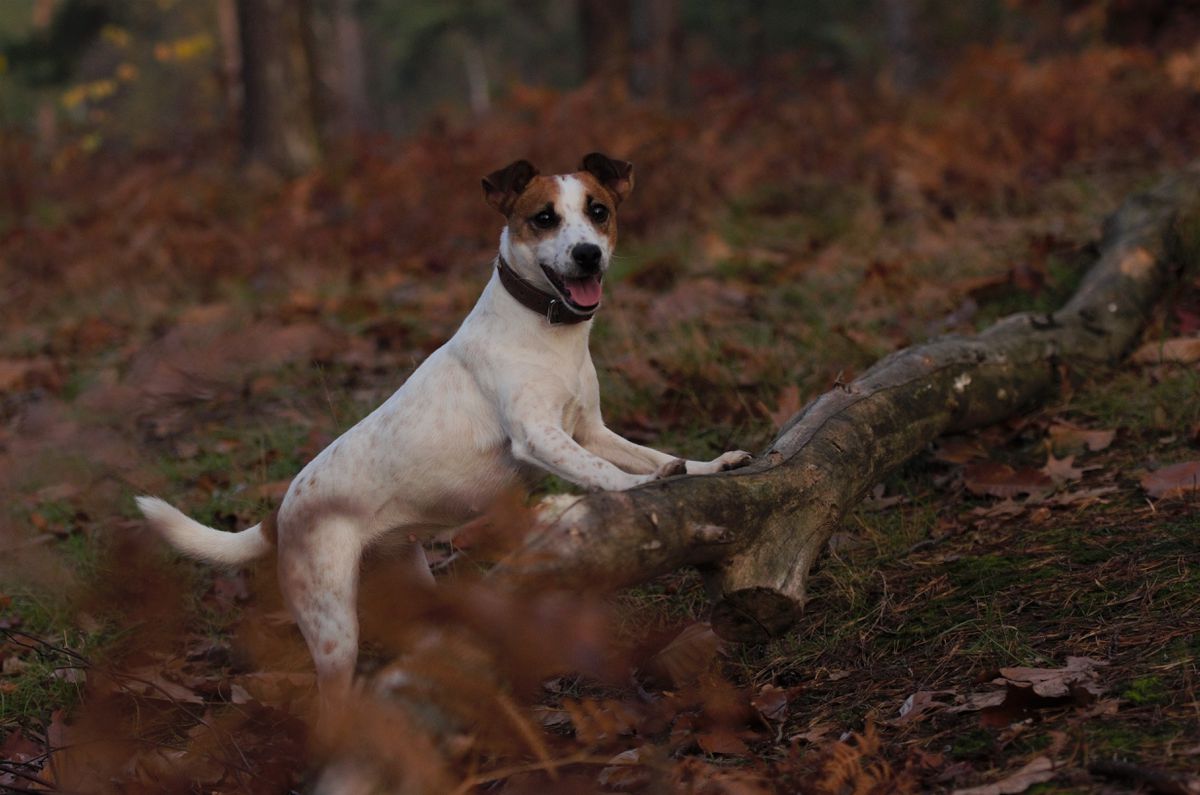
[883, 0, 917, 94]
[33, 0, 58, 158]
[580, 0, 631, 85]
[461, 34, 491, 117]
[214, 0, 242, 133]
[236, 0, 321, 175]
[630, 0, 679, 103]
[331, 0, 373, 134]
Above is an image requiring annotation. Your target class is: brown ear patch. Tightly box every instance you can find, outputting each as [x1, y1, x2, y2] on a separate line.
[507, 176, 563, 247]
[483, 159, 540, 214]
[580, 152, 634, 205]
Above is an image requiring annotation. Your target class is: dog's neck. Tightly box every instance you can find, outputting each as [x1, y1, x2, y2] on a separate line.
[494, 255, 596, 325]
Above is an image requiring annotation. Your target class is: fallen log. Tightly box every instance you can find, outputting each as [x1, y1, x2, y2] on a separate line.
[490, 166, 1200, 642]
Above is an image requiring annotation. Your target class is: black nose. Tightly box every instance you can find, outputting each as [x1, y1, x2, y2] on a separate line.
[571, 243, 602, 273]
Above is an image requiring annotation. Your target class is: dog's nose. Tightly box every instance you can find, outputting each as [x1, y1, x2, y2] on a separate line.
[571, 243, 602, 273]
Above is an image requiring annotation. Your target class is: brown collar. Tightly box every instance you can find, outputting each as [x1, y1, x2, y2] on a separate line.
[496, 256, 597, 325]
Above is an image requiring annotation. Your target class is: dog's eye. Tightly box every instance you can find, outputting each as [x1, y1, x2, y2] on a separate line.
[589, 203, 610, 223]
[532, 210, 558, 229]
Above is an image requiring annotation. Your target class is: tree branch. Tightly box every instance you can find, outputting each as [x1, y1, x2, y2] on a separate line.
[489, 165, 1200, 642]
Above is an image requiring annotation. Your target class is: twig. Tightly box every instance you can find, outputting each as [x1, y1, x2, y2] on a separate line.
[1, 629, 91, 666]
[0, 760, 56, 789]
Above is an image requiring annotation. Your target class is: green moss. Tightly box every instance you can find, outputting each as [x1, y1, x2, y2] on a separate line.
[1121, 675, 1167, 706]
[950, 727, 993, 759]
[1070, 368, 1200, 438]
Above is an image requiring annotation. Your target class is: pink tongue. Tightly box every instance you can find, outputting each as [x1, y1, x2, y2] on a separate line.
[563, 276, 602, 307]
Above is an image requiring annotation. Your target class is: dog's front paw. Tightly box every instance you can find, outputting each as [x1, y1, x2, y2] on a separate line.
[655, 458, 688, 479]
[715, 450, 753, 471]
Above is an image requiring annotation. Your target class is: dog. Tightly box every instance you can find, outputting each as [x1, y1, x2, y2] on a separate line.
[137, 153, 752, 702]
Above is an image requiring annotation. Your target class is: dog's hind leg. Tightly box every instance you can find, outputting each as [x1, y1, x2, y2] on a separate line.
[277, 517, 363, 704]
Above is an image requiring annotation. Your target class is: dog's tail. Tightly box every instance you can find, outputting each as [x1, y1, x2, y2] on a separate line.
[136, 496, 273, 567]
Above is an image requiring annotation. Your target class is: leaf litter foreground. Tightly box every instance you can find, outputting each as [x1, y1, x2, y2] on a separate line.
[3, 41, 1200, 794]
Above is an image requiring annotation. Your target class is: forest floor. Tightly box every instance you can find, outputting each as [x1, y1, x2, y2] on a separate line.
[2, 44, 1200, 794]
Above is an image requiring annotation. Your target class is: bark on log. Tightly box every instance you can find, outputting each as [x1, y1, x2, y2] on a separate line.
[490, 166, 1200, 643]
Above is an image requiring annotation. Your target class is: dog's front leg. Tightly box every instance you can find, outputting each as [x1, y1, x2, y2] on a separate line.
[511, 422, 669, 491]
[580, 424, 753, 477]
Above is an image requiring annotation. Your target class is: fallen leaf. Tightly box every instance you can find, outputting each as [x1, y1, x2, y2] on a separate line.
[695, 727, 751, 756]
[790, 722, 836, 745]
[994, 657, 1107, 700]
[0, 728, 42, 763]
[887, 689, 958, 726]
[1045, 486, 1118, 507]
[597, 747, 652, 791]
[964, 462, 1052, 498]
[1141, 461, 1200, 498]
[969, 658, 1107, 727]
[121, 667, 206, 704]
[933, 436, 988, 464]
[750, 684, 790, 724]
[1041, 453, 1088, 484]
[642, 623, 725, 688]
[53, 667, 86, 684]
[952, 756, 1058, 795]
[969, 499, 1027, 520]
[862, 482, 907, 510]
[1047, 423, 1115, 454]
[562, 698, 642, 745]
[1131, 336, 1200, 365]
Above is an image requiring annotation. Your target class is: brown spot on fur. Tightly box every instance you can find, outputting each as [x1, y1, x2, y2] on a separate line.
[508, 175, 563, 248]
[322, 639, 336, 655]
[573, 170, 622, 250]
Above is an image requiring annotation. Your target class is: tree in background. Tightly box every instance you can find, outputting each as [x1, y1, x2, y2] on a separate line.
[330, 0, 373, 134]
[581, 0, 631, 86]
[236, 0, 321, 175]
[629, 0, 679, 103]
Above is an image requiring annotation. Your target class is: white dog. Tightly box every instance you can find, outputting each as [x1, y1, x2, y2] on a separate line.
[138, 153, 751, 700]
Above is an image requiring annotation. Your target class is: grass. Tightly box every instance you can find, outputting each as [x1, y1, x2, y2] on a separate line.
[0, 585, 107, 732]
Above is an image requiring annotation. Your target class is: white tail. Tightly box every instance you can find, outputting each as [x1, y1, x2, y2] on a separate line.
[136, 496, 273, 567]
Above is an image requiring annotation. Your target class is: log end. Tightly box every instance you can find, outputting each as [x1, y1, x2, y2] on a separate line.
[709, 587, 801, 643]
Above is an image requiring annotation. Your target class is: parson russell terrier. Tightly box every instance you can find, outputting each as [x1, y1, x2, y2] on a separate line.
[137, 153, 752, 700]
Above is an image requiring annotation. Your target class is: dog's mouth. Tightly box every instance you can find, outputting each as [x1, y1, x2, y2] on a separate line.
[541, 265, 603, 311]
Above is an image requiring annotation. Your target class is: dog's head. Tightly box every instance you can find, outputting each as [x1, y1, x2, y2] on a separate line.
[483, 153, 634, 315]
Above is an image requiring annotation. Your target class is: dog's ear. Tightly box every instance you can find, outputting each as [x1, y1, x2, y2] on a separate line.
[482, 159, 539, 214]
[580, 152, 634, 205]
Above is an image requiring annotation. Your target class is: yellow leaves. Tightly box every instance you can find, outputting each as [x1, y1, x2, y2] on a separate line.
[61, 79, 118, 110]
[101, 25, 131, 48]
[153, 33, 214, 63]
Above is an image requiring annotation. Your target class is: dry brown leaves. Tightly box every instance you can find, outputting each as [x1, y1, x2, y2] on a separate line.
[952, 756, 1060, 795]
[1130, 336, 1200, 365]
[1141, 460, 1200, 498]
[889, 657, 1109, 730]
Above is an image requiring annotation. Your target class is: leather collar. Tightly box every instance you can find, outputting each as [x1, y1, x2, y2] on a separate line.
[496, 256, 597, 325]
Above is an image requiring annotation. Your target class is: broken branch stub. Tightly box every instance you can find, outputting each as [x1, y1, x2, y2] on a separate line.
[491, 166, 1200, 643]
